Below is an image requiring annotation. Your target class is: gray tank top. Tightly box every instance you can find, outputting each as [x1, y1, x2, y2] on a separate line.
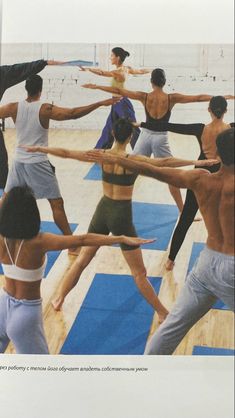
[15, 100, 48, 163]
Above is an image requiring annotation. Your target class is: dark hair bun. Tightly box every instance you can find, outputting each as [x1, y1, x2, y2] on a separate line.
[151, 68, 166, 88]
[209, 96, 227, 119]
[112, 47, 130, 63]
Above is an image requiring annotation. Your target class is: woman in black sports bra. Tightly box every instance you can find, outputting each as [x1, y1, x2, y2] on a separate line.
[26, 118, 217, 321]
[83, 67, 223, 212]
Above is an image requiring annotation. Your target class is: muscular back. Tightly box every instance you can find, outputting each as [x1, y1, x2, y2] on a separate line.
[194, 169, 234, 255]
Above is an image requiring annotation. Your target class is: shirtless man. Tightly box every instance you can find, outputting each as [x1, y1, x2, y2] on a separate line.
[0, 74, 118, 253]
[87, 128, 234, 355]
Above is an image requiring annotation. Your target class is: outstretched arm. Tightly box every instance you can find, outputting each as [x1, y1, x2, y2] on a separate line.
[171, 93, 213, 105]
[86, 150, 218, 168]
[80, 66, 124, 81]
[97, 156, 209, 189]
[0, 60, 47, 94]
[140, 121, 205, 137]
[43, 97, 119, 121]
[23, 145, 91, 162]
[127, 67, 151, 75]
[41, 232, 155, 252]
[82, 83, 146, 101]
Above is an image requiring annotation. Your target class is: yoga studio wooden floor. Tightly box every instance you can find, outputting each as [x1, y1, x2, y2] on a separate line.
[2, 128, 234, 355]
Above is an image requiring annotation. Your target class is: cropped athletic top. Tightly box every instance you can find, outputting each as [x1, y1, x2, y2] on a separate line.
[144, 93, 171, 125]
[102, 154, 137, 186]
[1, 238, 47, 282]
[110, 68, 127, 96]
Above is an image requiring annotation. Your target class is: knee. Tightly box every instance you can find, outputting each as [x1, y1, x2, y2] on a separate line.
[133, 268, 147, 285]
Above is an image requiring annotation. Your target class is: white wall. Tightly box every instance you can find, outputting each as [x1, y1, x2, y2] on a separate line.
[1, 43, 234, 129]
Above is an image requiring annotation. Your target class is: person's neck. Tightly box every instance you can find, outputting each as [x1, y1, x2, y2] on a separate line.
[152, 85, 163, 93]
[113, 142, 127, 152]
[26, 95, 40, 103]
[210, 115, 224, 124]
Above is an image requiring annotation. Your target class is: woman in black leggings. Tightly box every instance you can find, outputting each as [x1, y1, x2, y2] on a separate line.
[139, 96, 234, 270]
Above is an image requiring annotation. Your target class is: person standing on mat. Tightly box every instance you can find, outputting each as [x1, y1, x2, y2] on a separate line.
[0, 74, 119, 254]
[137, 95, 234, 270]
[80, 47, 150, 150]
[87, 128, 235, 355]
[83, 68, 226, 213]
[24, 119, 217, 322]
[0, 58, 66, 189]
[0, 186, 150, 354]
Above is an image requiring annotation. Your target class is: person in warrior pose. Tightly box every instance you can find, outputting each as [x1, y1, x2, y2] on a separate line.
[0, 75, 118, 254]
[0, 59, 65, 188]
[0, 186, 149, 354]
[83, 68, 232, 212]
[137, 95, 234, 270]
[24, 119, 217, 322]
[80, 47, 150, 150]
[88, 128, 234, 355]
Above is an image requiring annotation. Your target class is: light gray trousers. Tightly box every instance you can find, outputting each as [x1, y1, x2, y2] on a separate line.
[0, 289, 49, 354]
[145, 247, 235, 355]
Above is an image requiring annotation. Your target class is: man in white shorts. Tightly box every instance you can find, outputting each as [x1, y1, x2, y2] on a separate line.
[0, 75, 118, 252]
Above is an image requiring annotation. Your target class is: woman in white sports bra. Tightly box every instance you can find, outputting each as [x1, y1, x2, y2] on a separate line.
[0, 186, 152, 354]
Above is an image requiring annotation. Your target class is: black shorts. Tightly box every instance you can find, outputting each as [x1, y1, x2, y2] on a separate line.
[88, 195, 139, 251]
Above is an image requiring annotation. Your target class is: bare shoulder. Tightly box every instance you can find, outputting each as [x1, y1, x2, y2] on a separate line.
[41, 103, 54, 113]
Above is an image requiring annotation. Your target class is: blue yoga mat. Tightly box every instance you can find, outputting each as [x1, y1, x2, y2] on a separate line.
[187, 243, 229, 311]
[0, 189, 3, 197]
[132, 202, 178, 251]
[84, 163, 101, 180]
[60, 273, 162, 355]
[193, 346, 235, 356]
[62, 60, 98, 67]
[0, 221, 77, 277]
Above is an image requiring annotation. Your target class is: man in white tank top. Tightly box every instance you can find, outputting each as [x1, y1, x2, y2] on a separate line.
[0, 75, 118, 253]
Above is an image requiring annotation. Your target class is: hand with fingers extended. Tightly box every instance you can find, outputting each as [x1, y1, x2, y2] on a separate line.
[82, 83, 97, 89]
[78, 66, 91, 71]
[121, 236, 156, 246]
[85, 149, 122, 164]
[195, 159, 220, 167]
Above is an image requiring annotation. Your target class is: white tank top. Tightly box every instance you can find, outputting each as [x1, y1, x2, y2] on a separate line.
[15, 100, 49, 163]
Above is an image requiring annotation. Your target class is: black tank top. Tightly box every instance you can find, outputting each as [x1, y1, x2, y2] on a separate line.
[144, 93, 171, 125]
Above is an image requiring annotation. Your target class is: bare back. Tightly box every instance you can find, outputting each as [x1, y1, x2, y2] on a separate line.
[145, 90, 171, 120]
[194, 169, 234, 255]
[202, 121, 232, 159]
[102, 150, 136, 200]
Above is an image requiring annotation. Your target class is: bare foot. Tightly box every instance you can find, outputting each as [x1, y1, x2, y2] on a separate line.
[165, 258, 175, 271]
[158, 309, 169, 324]
[51, 296, 64, 311]
[68, 247, 81, 256]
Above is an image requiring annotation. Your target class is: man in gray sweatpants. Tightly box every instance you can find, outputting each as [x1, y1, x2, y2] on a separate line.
[97, 128, 234, 355]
